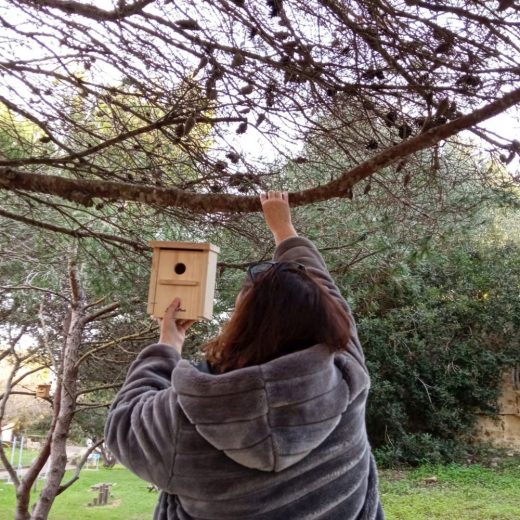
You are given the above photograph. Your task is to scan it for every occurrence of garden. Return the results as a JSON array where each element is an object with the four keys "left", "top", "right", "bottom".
[
  {"left": 2, "top": 458, "right": 520, "bottom": 520},
  {"left": 1, "top": 0, "right": 520, "bottom": 519}
]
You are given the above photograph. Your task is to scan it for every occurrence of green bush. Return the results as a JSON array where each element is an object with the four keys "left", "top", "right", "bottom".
[
  {"left": 26, "top": 415, "right": 53, "bottom": 437},
  {"left": 340, "top": 240, "right": 520, "bottom": 466}
]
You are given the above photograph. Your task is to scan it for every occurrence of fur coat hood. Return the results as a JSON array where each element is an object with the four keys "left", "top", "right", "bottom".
[{"left": 173, "top": 344, "right": 350, "bottom": 473}]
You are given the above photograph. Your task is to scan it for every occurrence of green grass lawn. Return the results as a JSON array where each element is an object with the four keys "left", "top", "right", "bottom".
[
  {"left": 0, "top": 466, "right": 158, "bottom": 520},
  {"left": 0, "top": 459, "right": 519, "bottom": 519},
  {"left": 380, "top": 459, "right": 520, "bottom": 520}
]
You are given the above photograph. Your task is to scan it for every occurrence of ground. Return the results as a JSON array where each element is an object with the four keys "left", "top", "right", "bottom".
[
  {"left": 0, "top": 458, "right": 519, "bottom": 519},
  {"left": 379, "top": 458, "right": 520, "bottom": 520}
]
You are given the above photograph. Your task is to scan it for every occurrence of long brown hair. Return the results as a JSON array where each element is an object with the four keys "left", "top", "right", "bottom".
[{"left": 204, "top": 264, "right": 352, "bottom": 373}]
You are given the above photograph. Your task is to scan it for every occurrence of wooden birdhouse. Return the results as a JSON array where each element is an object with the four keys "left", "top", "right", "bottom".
[
  {"left": 147, "top": 241, "right": 220, "bottom": 320},
  {"left": 36, "top": 384, "right": 51, "bottom": 399}
]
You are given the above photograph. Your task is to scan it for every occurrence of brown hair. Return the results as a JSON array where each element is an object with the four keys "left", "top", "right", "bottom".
[{"left": 204, "top": 265, "right": 352, "bottom": 373}]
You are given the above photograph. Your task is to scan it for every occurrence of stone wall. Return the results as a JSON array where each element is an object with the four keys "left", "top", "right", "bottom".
[{"left": 476, "top": 366, "right": 520, "bottom": 450}]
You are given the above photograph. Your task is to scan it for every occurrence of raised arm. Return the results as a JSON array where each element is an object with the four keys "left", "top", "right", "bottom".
[
  {"left": 260, "top": 191, "right": 343, "bottom": 305},
  {"left": 104, "top": 299, "right": 194, "bottom": 489},
  {"left": 104, "top": 344, "right": 180, "bottom": 489},
  {"left": 259, "top": 191, "right": 298, "bottom": 245},
  {"left": 260, "top": 191, "right": 365, "bottom": 366}
]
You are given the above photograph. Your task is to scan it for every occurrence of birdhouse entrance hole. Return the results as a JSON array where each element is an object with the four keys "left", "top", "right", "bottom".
[{"left": 174, "top": 262, "right": 186, "bottom": 275}]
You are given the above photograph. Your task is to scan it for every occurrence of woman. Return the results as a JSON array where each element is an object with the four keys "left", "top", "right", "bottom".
[{"left": 105, "top": 191, "right": 384, "bottom": 519}]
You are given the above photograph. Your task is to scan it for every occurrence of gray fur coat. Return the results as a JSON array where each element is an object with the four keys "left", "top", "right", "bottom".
[{"left": 105, "top": 236, "right": 384, "bottom": 519}]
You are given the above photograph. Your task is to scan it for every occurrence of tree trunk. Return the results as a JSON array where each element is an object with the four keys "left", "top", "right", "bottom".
[
  {"left": 29, "top": 260, "right": 87, "bottom": 520},
  {"left": 14, "top": 399, "right": 60, "bottom": 520},
  {"left": 5, "top": 258, "right": 120, "bottom": 519},
  {"left": 100, "top": 444, "right": 116, "bottom": 469},
  {"left": 30, "top": 316, "right": 83, "bottom": 519}
]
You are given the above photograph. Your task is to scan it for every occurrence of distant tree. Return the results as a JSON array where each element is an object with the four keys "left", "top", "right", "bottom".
[{"left": 0, "top": 224, "right": 156, "bottom": 520}]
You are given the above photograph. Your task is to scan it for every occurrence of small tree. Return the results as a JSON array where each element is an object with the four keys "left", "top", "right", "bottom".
[{"left": 0, "top": 222, "right": 155, "bottom": 518}]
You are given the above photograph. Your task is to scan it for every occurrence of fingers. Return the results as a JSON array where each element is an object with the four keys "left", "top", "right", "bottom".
[
  {"left": 163, "top": 301, "right": 195, "bottom": 330},
  {"left": 168, "top": 298, "right": 182, "bottom": 312},
  {"left": 259, "top": 190, "right": 289, "bottom": 203},
  {"left": 177, "top": 319, "right": 196, "bottom": 332},
  {"left": 162, "top": 297, "right": 182, "bottom": 320}
]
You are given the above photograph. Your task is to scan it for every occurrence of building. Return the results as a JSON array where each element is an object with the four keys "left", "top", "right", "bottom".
[{"left": 477, "top": 366, "right": 520, "bottom": 450}]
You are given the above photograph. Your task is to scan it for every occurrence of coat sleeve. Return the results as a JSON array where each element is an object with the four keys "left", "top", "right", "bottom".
[
  {"left": 104, "top": 343, "right": 181, "bottom": 489},
  {"left": 273, "top": 235, "right": 366, "bottom": 368}
]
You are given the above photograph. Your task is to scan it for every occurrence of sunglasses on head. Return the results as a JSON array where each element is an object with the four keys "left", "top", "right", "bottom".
[{"left": 246, "top": 261, "right": 306, "bottom": 283}]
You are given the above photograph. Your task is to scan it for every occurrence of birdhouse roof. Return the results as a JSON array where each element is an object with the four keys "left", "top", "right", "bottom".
[{"left": 148, "top": 241, "right": 220, "bottom": 253}]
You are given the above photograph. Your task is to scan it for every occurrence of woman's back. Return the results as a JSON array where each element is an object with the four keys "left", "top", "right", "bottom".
[
  {"left": 105, "top": 193, "right": 384, "bottom": 519},
  {"left": 160, "top": 343, "right": 377, "bottom": 519}
]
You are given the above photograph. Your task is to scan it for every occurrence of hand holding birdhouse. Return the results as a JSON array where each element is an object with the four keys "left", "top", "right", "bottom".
[{"left": 158, "top": 297, "right": 195, "bottom": 352}]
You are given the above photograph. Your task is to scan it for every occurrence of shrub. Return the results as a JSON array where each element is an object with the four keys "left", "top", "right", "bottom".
[{"left": 340, "top": 240, "right": 520, "bottom": 466}]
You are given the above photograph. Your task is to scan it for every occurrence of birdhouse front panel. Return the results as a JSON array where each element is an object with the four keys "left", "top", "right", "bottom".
[
  {"left": 156, "top": 249, "right": 203, "bottom": 319},
  {"left": 36, "top": 384, "right": 51, "bottom": 399},
  {"left": 147, "top": 242, "right": 219, "bottom": 320}
]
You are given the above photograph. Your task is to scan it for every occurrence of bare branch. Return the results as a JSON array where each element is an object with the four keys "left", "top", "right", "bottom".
[
  {"left": 0, "top": 357, "right": 22, "bottom": 487},
  {"left": 0, "top": 208, "right": 146, "bottom": 251},
  {"left": 74, "top": 324, "right": 156, "bottom": 368},
  {"left": 84, "top": 302, "right": 120, "bottom": 324},
  {"left": 55, "top": 438, "right": 104, "bottom": 496},
  {"left": 1, "top": 284, "right": 71, "bottom": 303},
  {"left": 76, "top": 383, "right": 123, "bottom": 396}
]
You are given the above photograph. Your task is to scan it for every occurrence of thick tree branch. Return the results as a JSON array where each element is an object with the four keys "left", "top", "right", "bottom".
[
  {"left": 23, "top": 0, "right": 155, "bottom": 21},
  {"left": 2, "top": 86, "right": 520, "bottom": 213}
]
